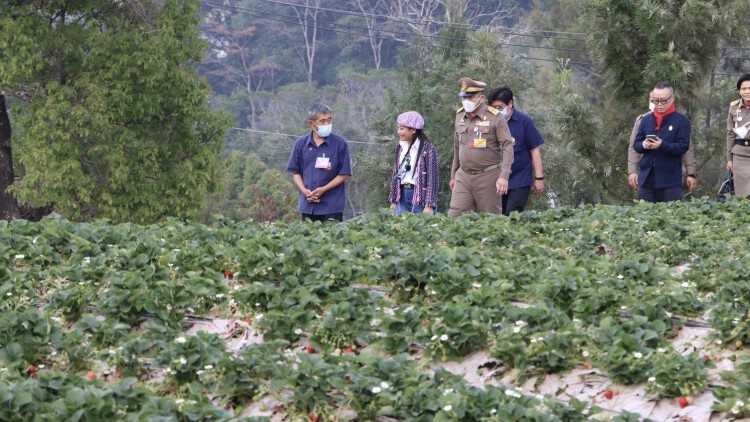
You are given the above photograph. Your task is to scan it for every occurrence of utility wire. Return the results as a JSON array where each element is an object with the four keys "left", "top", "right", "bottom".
[
  {"left": 203, "top": 0, "right": 587, "bottom": 43},
  {"left": 201, "top": 2, "right": 595, "bottom": 67},
  {"left": 230, "top": 127, "right": 390, "bottom": 145},
  {"left": 254, "top": 0, "right": 588, "bottom": 38},
  {"left": 202, "top": 1, "right": 590, "bottom": 53}
]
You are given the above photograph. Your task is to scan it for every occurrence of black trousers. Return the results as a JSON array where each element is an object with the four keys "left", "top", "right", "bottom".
[
  {"left": 301, "top": 212, "right": 344, "bottom": 222},
  {"left": 501, "top": 187, "right": 532, "bottom": 216}
]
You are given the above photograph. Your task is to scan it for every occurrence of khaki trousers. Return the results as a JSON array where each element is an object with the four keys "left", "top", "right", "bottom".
[
  {"left": 734, "top": 154, "right": 750, "bottom": 196},
  {"left": 448, "top": 168, "right": 502, "bottom": 217}
]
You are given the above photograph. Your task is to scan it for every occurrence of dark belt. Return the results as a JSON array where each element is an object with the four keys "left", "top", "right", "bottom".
[
  {"left": 462, "top": 163, "right": 501, "bottom": 175},
  {"left": 401, "top": 183, "right": 414, "bottom": 189},
  {"left": 735, "top": 139, "right": 750, "bottom": 147}
]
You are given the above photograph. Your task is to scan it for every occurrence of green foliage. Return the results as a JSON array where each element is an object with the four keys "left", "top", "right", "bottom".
[
  {"left": 584, "top": 0, "right": 740, "bottom": 109},
  {"left": 0, "top": 0, "right": 230, "bottom": 223},
  {"left": 200, "top": 152, "right": 298, "bottom": 223}
]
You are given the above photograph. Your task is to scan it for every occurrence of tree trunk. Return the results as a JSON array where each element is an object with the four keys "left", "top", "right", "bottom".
[{"left": 0, "top": 95, "right": 20, "bottom": 221}]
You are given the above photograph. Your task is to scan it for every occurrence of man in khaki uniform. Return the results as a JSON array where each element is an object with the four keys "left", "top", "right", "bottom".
[
  {"left": 448, "top": 77, "right": 514, "bottom": 217},
  {"left": 727, "top": 73, "right": 750, "bottom": 196},
  {"left": 628, "top": 90, "right": 697, "bottom": 192}
]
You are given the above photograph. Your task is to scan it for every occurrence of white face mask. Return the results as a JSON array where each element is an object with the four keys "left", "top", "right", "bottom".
[
  {"left": 648, "top": 102, "right": 655, "bottom": 112},
  {"left": 315, "top": 124, "right": 332, "bottom": 138},
  {"left": 462, "top": 98, "right": 478, "bottom": 113}
]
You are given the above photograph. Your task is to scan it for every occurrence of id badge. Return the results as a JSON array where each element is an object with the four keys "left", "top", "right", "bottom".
[
  {"left": 471, "top": 138, "right": 487, "bottom": 148},
  {"left": 315, "top": 156, "right": 330, "bottom": 169}
]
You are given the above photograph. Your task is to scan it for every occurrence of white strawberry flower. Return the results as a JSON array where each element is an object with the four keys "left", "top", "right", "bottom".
[
  {"left": 633, "top": 352, "right": 643, "bottom": 359},
  {"left": 175, "top": 337, "right": 187, "bottom": 344},
  {"left": 443, "top": 405, "right": 452, "bottom": 412},
  {"left": 440, "top": 334, "right": 449, "bottom": 341},
  {"left": 372, "top": 386, "right": 382, "bottom": 394}
]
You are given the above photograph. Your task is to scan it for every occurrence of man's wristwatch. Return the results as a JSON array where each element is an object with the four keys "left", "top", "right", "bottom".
[{"left": 535, "top": 176, "right": 544, "bottom": 180}]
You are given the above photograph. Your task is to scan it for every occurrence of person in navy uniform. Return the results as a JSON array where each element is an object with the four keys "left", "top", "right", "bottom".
[
  {"left": 488, "top": 85, "right": 545, "bottom": 215},
  {"left": 632, "top": 82, "right": 691, "bottom": 202},
  {"left": 286, "top": 103, "right": 352, "bottom": 222}
]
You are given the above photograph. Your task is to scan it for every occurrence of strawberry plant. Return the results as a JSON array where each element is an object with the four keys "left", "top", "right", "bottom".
[
  {"left": 0, "top": 307, "right": 63, "bottom": 371},
  {"left": 418, "top": 298, "right": 493, "bottom": 361},
  {"left": 156, "top": 331, "right": 228, "bottom": 386},
  {"left": 378, "top": 304, "right": 426, "bottom": 354},
  {"left": 309, "top": 288, "right": 382, "bottom": 351},
  {"left": 645, "top": 351, "right": 712, "bottom": 398},
  {"left": 713, "top": 355, "right": 750, "bottom": 417},
  {"left": 215, "top": 340, "right": 289, "bottom": 408}
]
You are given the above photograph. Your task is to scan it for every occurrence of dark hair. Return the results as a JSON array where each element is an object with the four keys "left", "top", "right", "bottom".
[
  {"left": 488, "top": 85, "right": 514, "bottom": 105},
  {"left": 413, "top": 129, "right": 430, "bottom": 144},
  {"left": 653, "top": 81, "right": 673, "bottom": 92},
  {"left": 737, "top": 74, "right": 750, "bottom": 90}
]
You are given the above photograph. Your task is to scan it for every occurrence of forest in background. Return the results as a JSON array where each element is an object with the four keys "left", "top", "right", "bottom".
[{"left": 2, "top": 0, "right": 749, "bottom": 224}]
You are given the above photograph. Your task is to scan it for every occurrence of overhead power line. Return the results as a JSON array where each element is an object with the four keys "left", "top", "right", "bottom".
[
  {"left": 230, "top": 127, "right": 389, "bottom": 145},
  {"left": 201, "top": 1, "right": 593, "bottom": 60},
  {"left": 254, "top": 0, "right": 588, "bottom": 38}
]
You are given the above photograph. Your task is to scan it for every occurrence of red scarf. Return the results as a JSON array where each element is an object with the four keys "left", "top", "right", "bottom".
[{"left": 653, "top": 103, "right": 675, "bottom": 131}]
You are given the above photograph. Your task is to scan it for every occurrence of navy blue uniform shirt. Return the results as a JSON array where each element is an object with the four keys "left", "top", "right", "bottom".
[
  {"left": 506, "top": 109, "right": 544, "bottom": 189},
  {"left": 286, "top": 132, "right": 352, "bottom": 215}
]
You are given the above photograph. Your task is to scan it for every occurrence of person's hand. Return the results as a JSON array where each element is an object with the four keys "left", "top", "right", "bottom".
[
  {"left": 389, "top": 202, "right": 396, "bottom": 211},
  {"left": 645, "top": 136, "right": 662, "bottom": 149},
  {"left": 496, "top": 177, "right": 508, "bottom": 195},
  {"left": 449, "top": 179, "right": 455, "bottom": 190},
  {"left": 686, "top": 176, "right": 697, "bottom": 192},
  {"left": 308, "top": 187, "right": 325, "bottom": 202},
  {"left": 728, "top": 160, "right": 734, "bottom": 171},
  {"left": 628, "top": 173, "right": 638, "bottom": 190},
  {"left": 424, "top": 206, "right": 434, "bottom": 214},
  {"left": 533, "top": 179, "right": 544, "bottom": 196}
]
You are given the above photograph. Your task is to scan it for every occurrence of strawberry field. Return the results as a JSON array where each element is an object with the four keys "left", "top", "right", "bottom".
[{"left": 2, "top": 198, "right": 750, "bottom": 421}]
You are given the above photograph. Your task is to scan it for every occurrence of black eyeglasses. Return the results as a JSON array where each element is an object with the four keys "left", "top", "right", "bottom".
[{"left": 651, "top": 95, "right": 673, "bottom": 105}]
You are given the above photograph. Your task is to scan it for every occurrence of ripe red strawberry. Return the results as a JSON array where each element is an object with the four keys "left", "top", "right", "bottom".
[
  {"left": 308, "top": 412, "right": 320, "bottom": 421},
  {"left": 86, "top": 371, "right": 96, "bottom": 380},
  {"left": 223, "top": 270, "right": 234, "bottom": 278},
  {"left": 27, "top": 365, "right": 37, "bottom": 375},
  {"left": 604, "top": 389, "right": 614, "bottom": 400},
  {"left": 345, "top": 346, "right": 354, "bottom": 354},
  {"left": 345, "top": 377, "right": 353, "bottom": 385},
  {"left": 678, "top": 396, "right": 693, "bottom": 408},
  {"left": 306, "top": 345, "right": 316, "bottom": 354},
  {"left": 244, "top": 317, "right": 252, "bottom": 323}
]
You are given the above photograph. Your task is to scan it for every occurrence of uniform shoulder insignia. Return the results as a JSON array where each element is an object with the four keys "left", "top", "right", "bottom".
[
  {"left": 486, "top": 106, "right": 499, "bottom": 116},
  {"left": 731, "top": 99, "right": 741, "bottom": 106},
  {"left": 456, "top": 107, "right": 464, "bottom": 113}
]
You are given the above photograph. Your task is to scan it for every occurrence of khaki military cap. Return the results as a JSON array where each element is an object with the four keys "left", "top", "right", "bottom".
[{"left": 458, "top": 77, "right": 487, "bottom": 97}]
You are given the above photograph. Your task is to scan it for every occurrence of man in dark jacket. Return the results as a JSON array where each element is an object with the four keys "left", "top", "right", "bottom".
[{"left": 632, "top": 82, "right": 691, "bottom": 202}]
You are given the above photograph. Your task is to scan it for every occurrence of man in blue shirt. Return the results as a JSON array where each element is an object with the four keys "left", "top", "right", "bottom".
[
  {"left": 286, "top": 103, "right": 352, "bottom": 222},
  {"left": 488, "top": 86, "right": 545, "bottom": 215}
]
